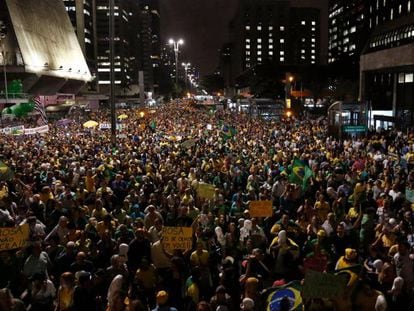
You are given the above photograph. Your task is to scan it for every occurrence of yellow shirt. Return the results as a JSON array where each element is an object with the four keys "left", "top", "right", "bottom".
[
  {"left": 136, "top": 265, "right": 157, "bottom": 289},
  {"left": 315, "top": 201, "right": 330, "bottom": 221},
  {"left": 190, "top": 250, "right": 209, "bottom": 267},
  {"left": 85, "top": 176, "right": 96, "bottom": 193},
  {"left": 58, "top": 287, "right": 74, "bottom": 311}
]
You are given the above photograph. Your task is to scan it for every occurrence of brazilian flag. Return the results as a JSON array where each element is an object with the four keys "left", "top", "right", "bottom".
[
  {"left": 334, "top": 264, "right": 362, "bottom": 287},
  {"left": 264, "top": 281, "right": 303, "bottom": 311},
  {"left": 289, "top": 159, "right": 313, "bottom": 190},
  {"left": 221, "top": 124, "right": 237, "bottom": 141},
  {"left": 0, "top": 161, "right": 14, "bottom": 181},
  {"left": 149, "top": 120, "right": 156, "bottom": 131}
]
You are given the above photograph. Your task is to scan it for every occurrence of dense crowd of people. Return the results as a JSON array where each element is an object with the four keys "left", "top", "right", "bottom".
[{"left": 1, "top": 102, "right": 414, "bottom": 311}]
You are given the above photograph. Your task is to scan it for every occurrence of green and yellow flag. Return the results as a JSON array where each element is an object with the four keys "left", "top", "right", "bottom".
[
  {"left": 265, "top": 281, "right": 303, "bottom": 311},
  {"left": 289, "top": 159, "right": 313, "bottom": 190},
  {"left": 0, "top": 161, "right": 14, "bottom": 181}
]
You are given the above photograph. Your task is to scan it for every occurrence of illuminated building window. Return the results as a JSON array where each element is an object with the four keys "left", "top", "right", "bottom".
[
  {"left": 257, "top": 25, "right": 262, "bottom": 31},
  {"left": 246, "top": 25, "right": 250, "bottom": 30}
]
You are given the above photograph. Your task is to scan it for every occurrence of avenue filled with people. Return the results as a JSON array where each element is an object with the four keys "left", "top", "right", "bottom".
[{"left": 1, "top": 102, "right": 414, "bottom": 311}]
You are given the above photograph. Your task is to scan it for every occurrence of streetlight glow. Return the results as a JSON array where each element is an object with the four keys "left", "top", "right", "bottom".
[{"left": 168, "top": 39, "right": 174, "bottom": 45}]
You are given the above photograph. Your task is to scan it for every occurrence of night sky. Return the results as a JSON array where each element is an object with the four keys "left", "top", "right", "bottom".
[{"left": 160, "top": 0, "right": 239, "bottom": 76}]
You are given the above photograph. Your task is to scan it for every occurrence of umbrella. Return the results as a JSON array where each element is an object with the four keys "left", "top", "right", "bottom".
[
  {"left": 83, "top": 120, "right": 99, "bottom": 128},
  {"left": 118, "top": 114, "right": 128, "bottom": 120}
]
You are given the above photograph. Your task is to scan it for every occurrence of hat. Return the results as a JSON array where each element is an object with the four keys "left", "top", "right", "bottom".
[
  {"left": 273, "top": 279, "right": 286, "bottom": 287},
  {"left": 317, "top": 229, "right": 326, "bottom": 238},
  {"left": 241, "top": 298, "right": 255, "bottom": 310},
  {"left": 156, "top": 290, "right": 168, "bottom": 305},
  {"left": 223, "top": 256, "right": 235, "bottom": 265},
  {"left": 345, "top": 248, "right": 357, "bottom": 261}
]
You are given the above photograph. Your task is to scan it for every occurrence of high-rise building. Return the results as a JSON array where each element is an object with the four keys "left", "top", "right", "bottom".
[
  {"left": 226, "top": 0, "right": 328, "bottom": 86},
  {"left": 95, "top": 0, "right": 139, "bottom": 94},
  {"left": 328, "top": 0, "right": 414, "bottom": 124},
  {"left": 328, "top": 1, "right": 366, "bottom": 65},
  {"left": 139, "top": 0, "right": 161, "bottom": 93},
  {"left": 328, "top": 0, "right": 412, "bottom": 65},
  {"left": 63, "top": 0, "right": 98, "bottom": 90}
]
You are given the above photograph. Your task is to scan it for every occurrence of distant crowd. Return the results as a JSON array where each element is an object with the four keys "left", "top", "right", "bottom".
[{"left": 1, "top": 102, "right": 414, "bottom": 311}]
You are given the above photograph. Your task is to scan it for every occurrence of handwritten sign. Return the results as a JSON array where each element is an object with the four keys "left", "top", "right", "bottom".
[
  {"left": 249, "top": 200, "right": 273, "bottom": 217},
  {"left": 182, "top": 139, "right": 197, "bottom": 149},
  {"left": 197, "top": 183, "right": 216, "bottom": 200},
  {"left": 162, "top": 226, "right": 193, "bottom": 252},
  {"left": 0, "top": 224, "right": 29, "bottom": 251},
  {"left": 302, "top": 270, "right": 347, "bottom": 299}
]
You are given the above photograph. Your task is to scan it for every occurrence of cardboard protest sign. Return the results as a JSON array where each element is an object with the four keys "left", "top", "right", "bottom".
[
  {"left": 162, "top": 226, "right": 193, "bottom": 252},
  {"left": 197, "top": 183, "right": 216, "bottom": 199},
  {"left": 0, "top": 224, "right": 29, "bottom": 251},
  {"left": 182, "top": 139, "right": 197, "bottom": 149},
  {"left": 302, "top": 270, "right": 347, "bottom": 299},
  {"left": 249, "top": 200, "right": 273, "bottom": 217}
]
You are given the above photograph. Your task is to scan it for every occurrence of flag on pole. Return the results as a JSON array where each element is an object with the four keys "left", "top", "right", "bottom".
[
  {"left": 289, "top": 159, "right": 313, "bottom": 190},
  {"left": 33, "top": 96, "right": 48, "bottom": 125}
]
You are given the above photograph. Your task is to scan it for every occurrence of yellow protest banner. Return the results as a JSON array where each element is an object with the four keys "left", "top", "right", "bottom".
[
  {"left": 197, "top": 183, "right": 216, "bottom": 199},
  {"left": 249, "top": 200, "right": 273, "bottom": 217},
  {"left": 0, "top": 224, "right": 29, "bottom": 251},
  {"left": 162, "top": 226, "right": 193, "bottom": 252}
]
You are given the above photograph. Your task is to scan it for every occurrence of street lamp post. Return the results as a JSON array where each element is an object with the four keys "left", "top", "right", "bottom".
[
  {"left": 109, "top": 0, "right": 116, "bottom": 145},
  {"left": 182, "top": 62, "right": 191, "bottom": 91},
  {"left": 168, "top": 38, "right": 184, "bottom": 85}
]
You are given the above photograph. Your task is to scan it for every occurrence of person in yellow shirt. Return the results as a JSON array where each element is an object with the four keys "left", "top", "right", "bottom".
[
  {"left": 190, "top": 242, "right": 209, "bottom": 267},
  {"left": 84, "top": 169, "right": 96, "bottom": 193},
  {"left": 314, "top": 194, "right": 330, "bottom": 222},
  {"left": 56, "top": 272, "right": 75, "bottom": 311},
  {"left": 39, "top": 186, "right": 54, "bottom": 204}
]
